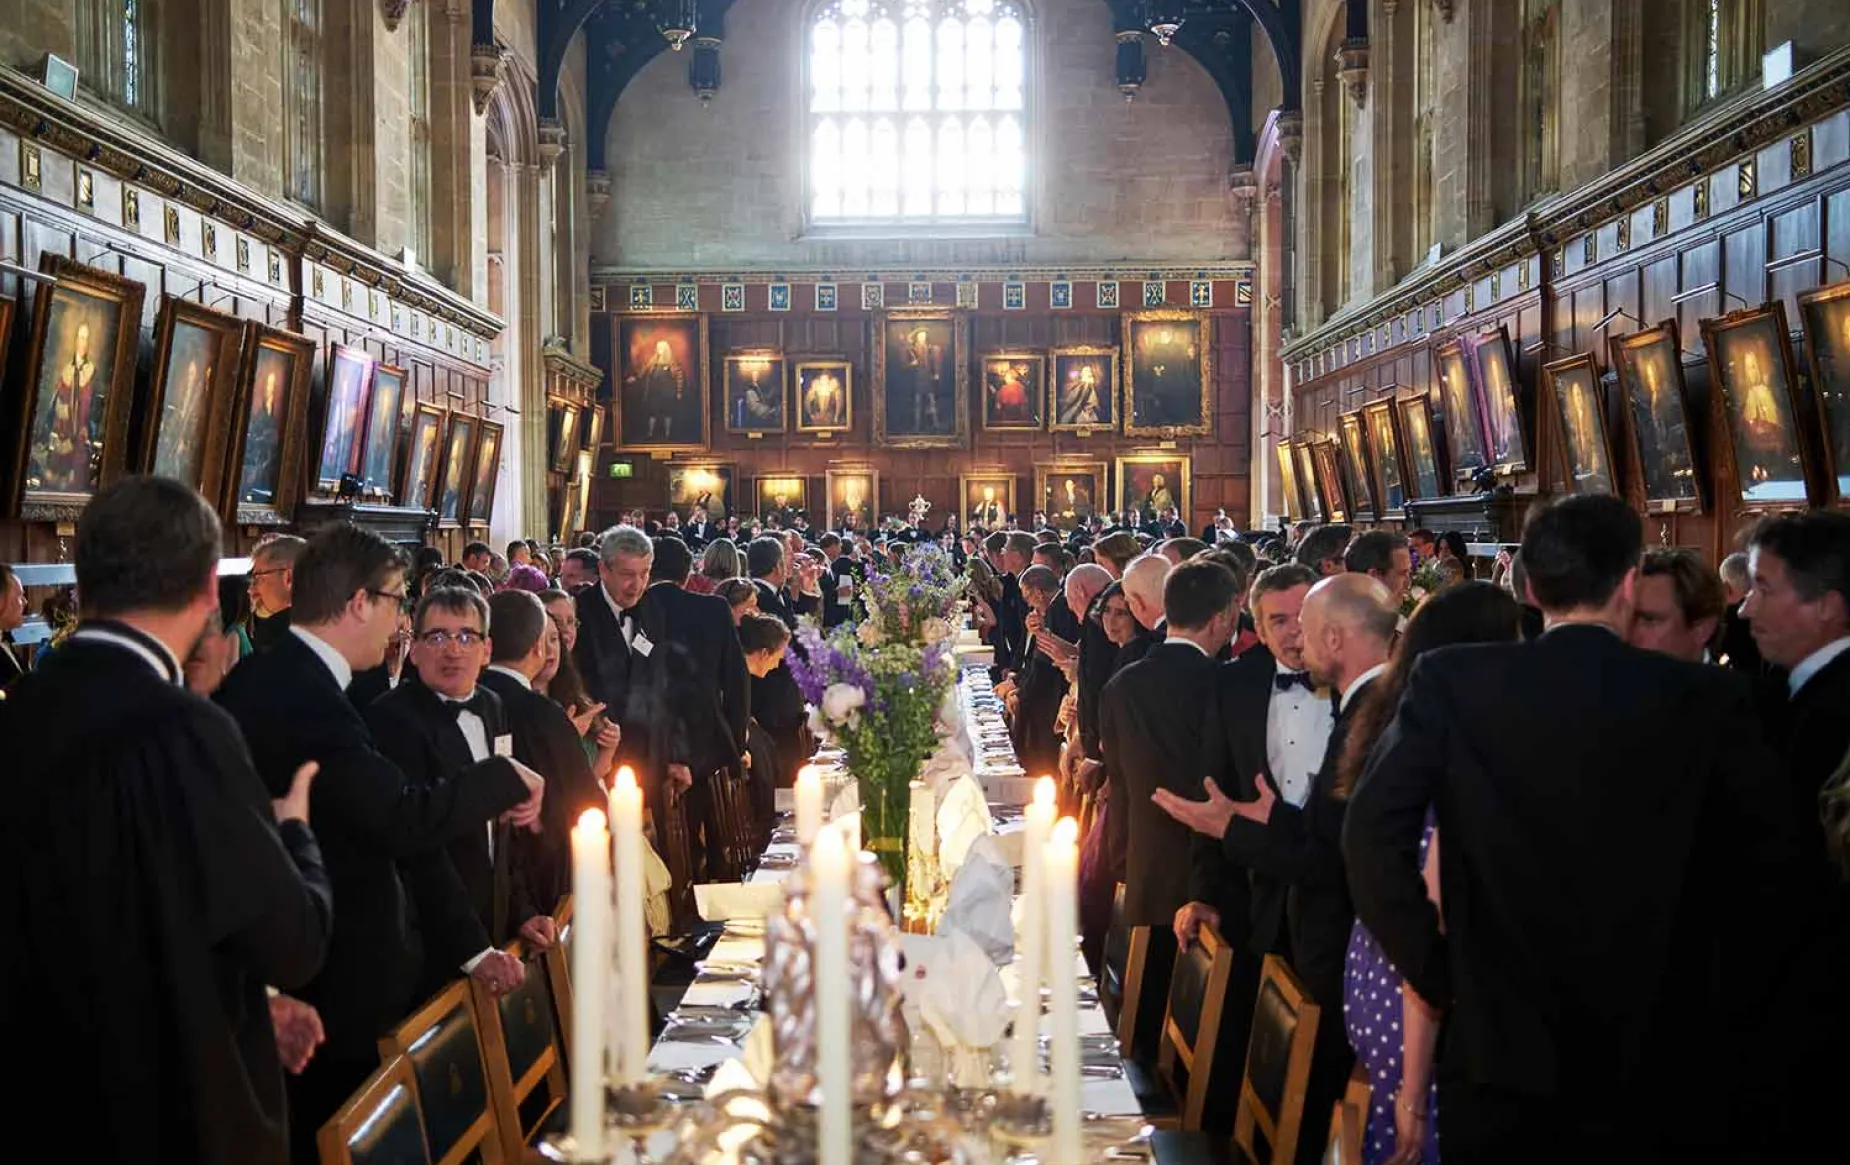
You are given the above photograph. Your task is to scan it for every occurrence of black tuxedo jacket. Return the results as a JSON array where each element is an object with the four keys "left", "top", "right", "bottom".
[
  {"left": 364, "top": 681, "right": 526, "bottom": 955},
  {"left": 1076, "top": 589, "right": 1119, "bottom": 761},
  {"left": 683, "top": 520, "right": 712, "bottom": 548},
  {"left": 1776, "top": 649, "right": 1850, "bottom": 884},
  {"left": 754, "top": 578, "right": 799, "bottom": 631},
  {"left": 1343, "top": 625, "right": 1801, "bottom": 1110},
  {"left": 638, "top": 580, "right": 750, "bottom": 779},
  {"left": 572, "top": 583, "right": 654, "bottom": 773},
  {"left": 1189, "top": 645, "right": 1289, "bottom": 955},
  {"left": 1012, "top": 596, "right": 1075, "bottom": 776},
  {"left": 0, "top": 634, "right": 24, "bottom": 691},
  {"left": 991, "top": 572, "right": 1028, "bottom": 671},
  {"left": 1099, "top": 641, "right": 1225, "bottom": 927},
  {"left": 216, "top": 634, "right": 527, "bottom": 1056}
]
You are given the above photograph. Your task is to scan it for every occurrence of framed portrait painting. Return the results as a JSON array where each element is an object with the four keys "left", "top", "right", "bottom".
[
  {"left": 824, "top": 466, "right": 878, "bottom": 532},
  {"left": 434, "top": 412, "right": 477, "bottom": 527},
  {"left": 1395, "top": 395, "right": 1446, "bottom": 501},
  {"left": 755, "top": 473, "right": 810, "bottom": 523},
  {"left": 1465, "top": 327, "right": 1529, "bottom": 473},
  {"left": 615, "top": 314, "right": 709, "bottom": 453},
  {"left": 314, "top": 345, "right": 377, "bottom": 492},
  {"left": 961, "top": 472, "right": 1017, "bottom": 528},
  {"left": 1034, "top": 461, "right": 1107, "bottom": 531},
  {"left": 1275, "top": 440, "right": 1304, "bottom": 522},
  {"left": 1362, "top": 400, "right": 1408, "bottom": 517},
  {"left": 874, "top": 310, "right": 968, "bottom": 447},
  {"left": 1609, "top": 323, "right": 1705, "bottom": 512},
  {"left": 1543, "top": 354, "right": 1616, "bottom": 495},
  {"left": 1123, "top": 310, "right": 1212, "bottom": 437},
  {"left": 1797, "top": 279, "right": 1850, "bottom": 500},
  {"left": 1116, "top": 454, "right": 1191, "bottom": 524},
  {"left": 357, "top": 361, "right": 407, "bottom": 500},
  {"left": 1337, "top": 408, "right": 1376, "bottom": 519},
  {"left": 1048, "top": 346, "right": 1118, "bottom": 433},
  {"left": 585, "top": 397, "right": 606, "bottom": 453},
  {"left": 668, "top": 463, "right": 735, "bottom": 521},
  {"left": 227, "top": 322, "right": 314, "bottom": 526},
  {"left": 466, "top": 420, "right": 503, "bottom": 526},
  {"left": 399, "top": 402, "right": 446, "bottom": 511},
  {"left": 1701, "top": 303, "right": 1814, "bottom": 509},
  {"left": 980, "top": 352, "right": 1045, "bottom": 431},
  {"left": 1292, "top": 439, "right": 1325, "bottom": 522},
  {"left": 144, "top": 297, "right": 246, "bottom": 501},
  {"left": 795, "top": 359, "right": 852, "bottom": 435},
  {"left": 723, "top": 350, "right": 787, "bottom": 435},
  {"left": 1433, "top": 338, "right": 1489, "bottom": 481},
  {"left": 548, "top": 397, "right": 583, "bottom": 473},
  {"left": 1311, "top": 437, "right": 1349, "bottom": 523},
  {"left": 11, "top": 255, "right": 146, "bottom": 520}
]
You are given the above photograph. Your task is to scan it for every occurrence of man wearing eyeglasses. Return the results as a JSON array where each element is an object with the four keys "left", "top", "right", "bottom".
[
  {"left": 245, "top": 534, "right": 305, "bottom": 652},
  {"left": 216, "top": 524, "right": 546, "bottom": 1162}
]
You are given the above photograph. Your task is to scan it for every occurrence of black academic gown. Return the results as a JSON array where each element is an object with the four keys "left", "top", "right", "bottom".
[
  {"left": 1, "top": 624, "right": 332, "bottom": 1165},
  {"left": 247, "top": 606, "right": 293, "bottom": 653},
  {"left": 1012, "top": 596, "right": 1075, "bottom": 778},
  {"left": 481, "top": 667, "right": 607, "bottom": 917}
]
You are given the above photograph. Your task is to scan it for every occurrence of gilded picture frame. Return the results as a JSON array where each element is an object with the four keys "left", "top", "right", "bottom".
[
  {"left": 873, "top": 309, "right": 969, "bottom": 448},
  {"left": 615, "top": 313, "right": 710, "bottom": 454},
  {"left": 142, "top": 296, "right": 247, "bottom": 504},
  {"left": 1292, "top": 439, "right": 1326, "bottom": 522},
  {"left": 794, "top": 358, "right": 853, "bottom": 435},
  {"left": 1123, "top": 309, "right": 1213, "bottom": 438},
  {"left": 466, "top": 419, "right": 504, "bottom": 527},
  {"left": 754, "top": 473, "right": 810, "bottom": 522},
  {"left": 1394, "top": 394, "right": 1447, "bottom": 501},
  {"left": 226, "top": 321, "right": 315, "bottom": 527},
  {"left": 1362, "top": 400, "right": 1409, "bottom": 518},
  {"left": 1274, "top": 439, "right": 1304, "bottom": 522},
  {"left": 669, "top": 463, "right": 735, "bottom": 522},
  {"left": 1337, "top": 408, "right": 1376, "bottom": 520},
  {"left": 314, "top": 344, "right": 377, "bottom": 493},
  {"left": 399, "top": 401, "right": 447, "bottom": 512},
  {"left": 1464, "top": 326, "right": 1529, "bottom": 474},
  {"left": 356, "top": 361, "right": 408, "bottom": 501},
  {"left": 1542, "top": 353, "right": 1617, "bottom": 496},
  {"left": 1608, "top": 321, "right": 1705, "bottom": 513},
  {"left": 1700, "top": 301, "right": 1816, "bottom": 511},
  {"left": 1796, "top": 279, "right": 1850, "bottom": 502},
  {"left": 434, "top": 411, "right": 478, "bottom": 528},
  {"left": 722, "top": 350, "right": 789, "bottom": 435},
  {"left": 1310, "top": 436, "right": 1349, "bottom": 523},
  {"left": 1115, "top": 453, "right": 1192, "bottom": 525},
  {"left": 824, "top": 466, "right": 879, "bottom": 532},
  {"left": 960, "top": 472, "right": 1018, "bottom": 528},
  {"left": 10, "top": 255, "right": 147, "bottom": 521},
  {"left": 1034, "top": 460, "right": 1108, "bottom": 531},
  {"left": 1433, "top": 337, "right": 1489, "bottom": 482},
  {"left": 548, "top": 396, "right": 584, "bottom": 473},
  {"left": 1048, "top": 345, "right": 1120, "bottom": 433},
  {"left": 979, "top": 351, "right": 1046, "bottom": 431}
]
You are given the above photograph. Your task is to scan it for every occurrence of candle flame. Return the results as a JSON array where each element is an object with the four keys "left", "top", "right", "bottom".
[
  {"left": 576, "top": 807, "right": 608, "bottom": 834},
  {"left": 1052, "top": 816, "right": 1079, "bottom": 846},
  {"left": 616, "top": 765, "right": 638, "bottom": 792},
  {"left": 1033, "top": 775, "right": 1056, "bottom": 808},
  {"left": 797, "top": 764, "right": 819, "bottom": 788}
]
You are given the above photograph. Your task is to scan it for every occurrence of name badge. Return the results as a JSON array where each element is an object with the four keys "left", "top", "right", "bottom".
[
  {"left": 632, "top": 632, "right": 654, "bottom": 657},
  {"left": 493, "top": 734, "right": 514, "bottom": 758}
]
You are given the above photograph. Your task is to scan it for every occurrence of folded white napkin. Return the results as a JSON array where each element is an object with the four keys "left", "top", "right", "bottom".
[
  {"left": 937, "top": 835, "right": 1016, "bottom": 965},
  {"left": 935, "top": 773, "right": 992, "bottom": 880},
  {"left": 915, "top": 929, "right": 1011, "bottom": 1088},
  {"left": 693, "top": 881, "right": 785, "bottom": 922}
]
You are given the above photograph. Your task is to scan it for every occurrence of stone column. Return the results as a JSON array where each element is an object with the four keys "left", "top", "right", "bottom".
[
  {"left": 428, "top": 0, "right": 480, "bottom": 296},
  {"left": 515, "top": 161, "right": 550, "bottom": 540}
]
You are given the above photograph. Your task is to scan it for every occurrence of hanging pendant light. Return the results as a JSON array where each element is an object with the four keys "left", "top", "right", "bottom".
[
  {"left": 1145, "top": 0, "right": 1184, "bottom": 47},
  {"left": 659, "top": 0, "right": 698, "bottom": 50}
]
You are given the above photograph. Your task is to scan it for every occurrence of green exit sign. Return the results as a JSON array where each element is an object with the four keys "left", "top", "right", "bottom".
[{"left": 608, "top": 461, "right": 634, "bottom": 479}]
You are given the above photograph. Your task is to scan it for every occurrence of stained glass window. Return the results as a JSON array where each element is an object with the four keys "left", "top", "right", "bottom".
[{"left": 808, "top": 0, "right": 1028, "bottom": 226}]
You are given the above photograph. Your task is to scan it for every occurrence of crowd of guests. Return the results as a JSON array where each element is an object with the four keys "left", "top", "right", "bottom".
[{"left": 5, "top": 477, "right": 1848, "bottom": 1165}]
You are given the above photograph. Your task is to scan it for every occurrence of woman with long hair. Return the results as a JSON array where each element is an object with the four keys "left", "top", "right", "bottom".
[{"left": 1335, "top": 581, "right": 1521, "bottom": 1164}]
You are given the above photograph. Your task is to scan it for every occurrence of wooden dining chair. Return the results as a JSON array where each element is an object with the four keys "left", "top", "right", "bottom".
[
  {"left": 1155, "top": 921, "right": 1236, "bottom": 1131},
  {"left": 472, "top": 940, "right": 570, "bottom": 1158},
  {"left": 1105, "top": 884, "right": 1177, "bottom": 1065},
  {"left": 1322, "top": 1067, "right": 1372, "bottom": 1164},
  {"left": 545, "top": 896, "right": 575, "bottom": 1066},
  {"left": 656, "top": 793, "right": 697, "bottom": 930},
  {"left": 1232, "top": 955, "right": 1323, "bottom": 1165},
  {"left": 317, "top": 1056, "right": 431, "bottom": 1165},
  {"left": 377, "top": 981, "right": 506, "bottom": 1165}
]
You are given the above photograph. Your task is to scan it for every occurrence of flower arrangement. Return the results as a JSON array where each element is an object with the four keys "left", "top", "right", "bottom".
[
  {"left": 855, "top": 542, "right": 965, "bottom": 649},
  {"left": 1402, "top": 558, "right": 1450, "bottom": 616}
]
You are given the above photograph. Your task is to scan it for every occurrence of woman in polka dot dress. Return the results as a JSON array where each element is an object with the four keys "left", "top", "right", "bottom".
[{"left": 1331, "top": 582, "right": 1525, "bottom": 1164}]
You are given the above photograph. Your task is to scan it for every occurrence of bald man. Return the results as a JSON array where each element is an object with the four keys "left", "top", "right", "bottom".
[
  {"left": 1064, "top": 562, "right": 1111, "bottom": 622},
  {"left": 1114, "top": 553, "right": 1172, "bottom": 671},
  {"left": 1155, "top": 573, "right": 1395, "bottom": 1160}
]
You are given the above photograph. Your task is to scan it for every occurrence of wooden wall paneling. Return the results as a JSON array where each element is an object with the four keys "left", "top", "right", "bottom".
[
  {"left": 1723, "top": 223, "right": 1769, "bottom": 309},
  {"left": 1679, "top": 239, "right": 1722, "bottom": 347},
  {"left": 1769, "top": 201, "right": 1823, "bottom": 321}
]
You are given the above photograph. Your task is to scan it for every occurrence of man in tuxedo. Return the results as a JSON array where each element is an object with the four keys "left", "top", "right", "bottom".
[
  {"left": 573, "top": 524, "right": 657, "bottom": 745},
  {"left": 1627, "top": 547, "right": 1723, "bottom": 664},
  {"left": 1114, "top": 553, "right": 1171, "bottom": 671},
  {"left": 748, "top": 535, "right": 800, "bottom": 629},
  {"left": 1717, "top": 550, "right": 1762, "bottom": 671},
  {"left": 1742, "top": 510, "right": 1850, "bottom": 1144},
  {"left": 365, "top": 586, "right": 544, "bottom": 988},
  {"left": 1344, "top": 530, "right": 1412, "bottom": 606},
  {"left": 1009, "top": 565, "right": 1070, "bottom": 777},
  {"left": 484, "top": 590, "right": 614, "bottom": 924},
  {"left": 1177, "top": 563, "right": 1330, "bottom": 957},
  {"left": 559, "top": 547, "right": 600, "bottom": 592},
  {"left": 818, "top": 532, "right": 854, "bottom": 628},
  {"left": 461, "top": 540, "right": 493, "bottom": 574},
  {"left": 245, "top": 534, "right": 305, "bottom": 652},
  {"left": 1156, "top": 573, "right": 1394, "bottom": 1161},
  {"left": 1100, "top": 559, "right": 1242, "bottom": 928},
  {"left": 1294, "top": 524, "right": 1352, "bottom": 578},
  {"left": 644, "top": 535, "right": 752, "bottom": 878},
  {"left": 1344, "top": 495, "right": 1800, "bottom": 1163},
  {"left": 1, "top": 477, "right": 331, "bottom": 1165},
  {"left": 0, "top": 562, "right": 26, "bottom": 690},
  {"left": 683, "top": 504, "right": 714, "bottom": 549},
  {"left": 217, "top": 524, "right": 544, "bottom": 1160}
]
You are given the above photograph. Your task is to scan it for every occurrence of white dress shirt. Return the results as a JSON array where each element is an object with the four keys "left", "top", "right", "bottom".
[
  {"left": 289, "top": 626, "right": 353, "bottom": 691},
  {"left": 1339, "top": 662, "right": 1389, "bottom": 714},
  {"left": 1266, "top": 669, "right": 1334, "bottom": 808},
  {"left": 1789, "top": 636, "right": 1850, "bottom": 698},
  {"left": 437, "top": 687, "right": 498, "bottom": 974},
  {"left": 601, "top": 582, "right": 638, "bottom": 647}
]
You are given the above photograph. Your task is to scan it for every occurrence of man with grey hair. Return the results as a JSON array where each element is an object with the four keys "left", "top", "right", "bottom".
[
  {"left": 1295, "top": 523, "right": 1353, "bottom": 578},
  {"left": 1717, "top": 550, "right": 1761, "bottom": 671},
  {"left": 1114, "top": 553, "right": 1172, "bottom": 671},
  {"left": 247, "top": 534, "right": 308, "bottom": 652},
  {"left": 572, "top": 525, "right": 655, "bottom": 741}
]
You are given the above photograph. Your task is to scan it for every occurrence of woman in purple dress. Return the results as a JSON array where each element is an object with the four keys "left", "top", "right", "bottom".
[{"left": 1333, "top": 582, "right": 1523, "bottom": 1163}]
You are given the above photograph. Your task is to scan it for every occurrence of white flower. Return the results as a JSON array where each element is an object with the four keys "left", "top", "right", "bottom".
[
  {"left": 807, "top": 705, "right": 833, "bottom": 742},
  {"left": 821, "top": 682, "right": 867, "bottom": 725},
  {"left": 856, "top": 620, "right": 885, "bottom": 647},
  {"left": 921, "top": 616, "right": 953, "bottom": 645},
  {"left": 1410, "top": 586, "right": 1428, "bottom": 603}
]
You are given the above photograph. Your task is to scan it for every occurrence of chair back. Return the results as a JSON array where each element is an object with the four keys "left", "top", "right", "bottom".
[
  {"left": 317, "top": 1055, "right": 431, "bottom": 1165},
  {"left": 1100, "top": 883, "right": 1130, "bottom": 1029},
  {"left": 1104, "top": 883, "right": 1176, "bottom": 1064},
  {"left": 545, "top": 896, "right": 576, "bottom": 1066},
  {"left": 656, "top": 791, "right": 697, "bottom": 929},
  {"left": 1154, "top": 921, "right": 1235, "bottom": 1130},
  {"left": 706, "top": 769, "right": 752, "bottom": 881},
  {"left": 473, "top": 940, "right": 570, "bottom": 1158},
  {"left": 1321, "top": 1068, "right": 1372, "bottom": 1165},
  {"left": 1233, "top": 955, "right": 1322, "bottom": 1165},
  {"left": 377, "top": 981, "right": 505, "bottom": 1165}
]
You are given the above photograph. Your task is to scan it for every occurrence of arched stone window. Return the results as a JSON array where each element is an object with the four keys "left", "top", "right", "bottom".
[
  {"left": 77, "top": 0, "right": 158, "bottom": 122},
  {"left": 806, "top": 0, "right": 1029, "bottom": 227}
]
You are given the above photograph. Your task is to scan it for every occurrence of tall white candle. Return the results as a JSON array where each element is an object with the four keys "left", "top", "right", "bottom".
[
  {"left": 1009, "top": 775, "right": 1057, "bottom": 1092},
  {"left": 811, "top": 823, "right": 853, "bottom": 1165},
  {"left": 610, "top": 766, "right": 651, "bottom": 1085},
  {"left": 1045, "top": 816, "right": 1082, "bottom": 1164},
  {"left": 795, "top": 764, "right": 823, "bottom": 847},
  {"left": 568, "top": 808, "right": 612, "bottom": 1156}
]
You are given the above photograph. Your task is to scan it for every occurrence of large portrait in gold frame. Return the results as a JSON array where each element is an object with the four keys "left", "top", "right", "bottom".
[
  {"left": 466, "top": 420, "right": 504, "bottom": 526},
  {"left": 314, "top": 344, "right": 377, "bottom": 493},
  {"left": 1310, "top": 436, "right": 1349, "bottom": 523},
  {"left": 399, "top": 401, "right": 447, "bottom": 512},
  {"left": 615, "top": 313, "right": 709, "bottom": 453},
  {"left": 226, "top": 321, "right": 315, "bottom": 526},
  {"left": 1700, "top": 302, "right": 1815, "bottom": 510},
  {"left": 1608, "top": 322, "right": 1704, "bottom": 513},
  {"left": 1542, "top": 353, "right": 1616, "bottom": 496},
  {"left": 1337, "top": 408, "right": 1376, "bottom": 520},
  {"left": 1796, "top": 279, "right": 1850, "bottom": 501},
  {"left": 1394, "top": 394, "right": 1446, "bottom": 501},
  {"left": 1291, "top": 439, "right": 1325, "bottom": 521},
  {"left": 1362, "top": 400, "right": 1408, "bottom": 518},
  {"left": 143, "top": 296, "right": 246, "bottom": 504},
  {"left": 357, "top": 361, "right": 408, "bottom": 500},
  {"left": 873, "top": 309, "right": 968, "bottom": 448},
  {"left": 1275, "top": 440, "right": 1304, "bottom": 522},
  {"left": 723, "top": 350, "right": 788, "bottom": 435},
  {"left": 1034, "top": 460, "right": 1107, "bottom": 531},
  {"left": 1433, "top": 337, "right": 1489, "bottom": 481},
  {"left": 10, "top": 255, "right": 147, "bottom": 521},
  {"left": 754, "top": 473, "right": 811, "bottom": 523},
  {"left": 434, "top": 411, "right": 478, "bottom": 528},
  {"left": 1048, "top": 345, "right": 1119, "bottom": 433},
  {"left": 824, "top": 465, "right": 878, "bottom": 532},
  {"left": 960, "top": 472, "right": 1017, "bottom": 528},
  {"left": 1123, "top": 310, "right": 1212, "bottom": 438},
  {"left": 1115, "top": 453, "right": 1192, "bottom": 525},
  {"left": 795, "top": 358, "right": 853, "bottom": 435}
]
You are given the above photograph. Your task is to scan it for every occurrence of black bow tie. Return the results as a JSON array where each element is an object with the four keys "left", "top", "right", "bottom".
[
  {"left": 1274, "top": 671, "right": 1315, "bottom": 693},
  {"left": 445, "top": 692, "right": 491, "bottom": 719}
]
